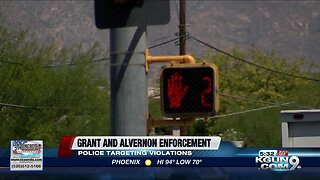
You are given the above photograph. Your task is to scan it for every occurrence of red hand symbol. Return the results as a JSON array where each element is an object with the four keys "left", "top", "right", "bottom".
[{"left": 167, "top": 72, "right": 188, "bottom": 109}]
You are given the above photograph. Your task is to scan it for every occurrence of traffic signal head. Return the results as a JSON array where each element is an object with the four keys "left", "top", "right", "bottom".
[{"left": 160, "top": 64, "right": 219, "bottom": 118}]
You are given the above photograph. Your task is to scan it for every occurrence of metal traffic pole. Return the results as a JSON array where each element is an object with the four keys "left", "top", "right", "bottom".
[{"left": 110, "top": 26, "right": 147, "bottom": 135}]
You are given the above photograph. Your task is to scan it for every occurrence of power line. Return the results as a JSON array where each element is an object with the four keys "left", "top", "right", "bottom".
[
  {"left": 0, "top": 60, "right": 24, "bottom": 66},
  {"left": 2, "top": 36, "right": 187, "bottom": 67},
  {"left": 190, "top": 36, "right": 320, "bottom": 82},
  {"left": 44, "top": 58, "right": 111, "bottom": 68},
  {"left": 91, "top": 58, "right": 111, "bottom": 63},
  {"left": 211, "top": 102, "right": 292, "bottom": 119},
  {"left": 219, "top": 92, "right": 314, "bottom": 109},
  {"left": 149, "top": 35, "right": 176, "bottom": 44},
  {"left": 0, "top": 57, "right": 111, "bottom": 68},
  {"left": 149, "top": 32, "right": 181, "bottom": 45},
  {"left": 148, "top": 36, "right": 180, "bottom": 49},
  {"left": 2, "top": 34, "right": 187, "bottom": 67},
  {"left": 0, "top": 102, "right": 41, "bottom": 110},
  {"left": 144, "top": 91, "right": 313, "bottom": 109},
  {"left": 148, "top": 33, "right": 191, "bottom": 50}
]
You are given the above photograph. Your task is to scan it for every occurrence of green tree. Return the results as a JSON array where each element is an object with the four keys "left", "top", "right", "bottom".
[
  {"left": 199, "top": 49, "right": 319, "bottom": 147},
  {"left": 0, "top": 22, "right": 110, "bottom": 147}
]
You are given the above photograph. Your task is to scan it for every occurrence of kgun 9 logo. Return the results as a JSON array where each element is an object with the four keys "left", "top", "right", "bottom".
[{"left": 256, "top": 150, "right": 301, "bottom": 171}]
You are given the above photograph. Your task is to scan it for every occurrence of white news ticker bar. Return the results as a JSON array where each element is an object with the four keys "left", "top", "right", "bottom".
[{"left": 71, "top": 136, "right": 221, "bottom": 150}]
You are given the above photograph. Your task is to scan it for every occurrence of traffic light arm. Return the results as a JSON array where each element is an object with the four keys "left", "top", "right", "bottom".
[
  {"left": 147, "top": 54, "right": 196, "bottom": 64},
  {"left": 145, "top": 49, "right": 195, "bottom": 72}
]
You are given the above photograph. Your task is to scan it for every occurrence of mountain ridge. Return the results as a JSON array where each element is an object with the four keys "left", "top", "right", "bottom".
[{"left": 0, "top": 1, "right": 319, "bottom": 64}]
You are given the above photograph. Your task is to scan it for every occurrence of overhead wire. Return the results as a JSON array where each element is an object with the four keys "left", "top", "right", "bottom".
[
  {"left": 1, "top": 34, "right": 185, "bottom": 68},
  {"left": 198, "top": 102, "right": 293, "bottom": 120},
  {"left": 1, "top": 29, "right": 317, "bottom": 112},
  {"left": 44, "top": 58, "right": 111, "bottom": 68},
  {"left": 146, "top": 91, "right": 313, "bottom": 110},
  {"left": 149, "top": 33, "right": 178, "bottom": 45},
  {"left": 190, "top": 35, "right": 320, "bottom": 82},
  {"left": 219, "top": 92, "right": 314, "bottom": 109},
  {"left": 0, "top": 60, "right": 24, "bottom": 65},
  {"left": 0, "top": 102, "right": 41, "bottom": 110},
  {"left": 148, "top": 36, "right": 180, "bottom": 50}
]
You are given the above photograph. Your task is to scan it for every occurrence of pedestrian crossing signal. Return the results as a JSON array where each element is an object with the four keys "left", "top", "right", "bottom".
[{"left": 160, "top": 64, "right": 219, "bottom": 117}]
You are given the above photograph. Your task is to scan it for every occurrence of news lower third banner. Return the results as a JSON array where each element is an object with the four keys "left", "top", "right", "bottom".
[
  {"left": 58, "top": 136, "right": 221, "bottom": 157},
  {"left": 55, "top": 136, "right": 320, "bottom": 171},
  {"left": 1, "top": 136, "right": 320, "bottom": 172}
]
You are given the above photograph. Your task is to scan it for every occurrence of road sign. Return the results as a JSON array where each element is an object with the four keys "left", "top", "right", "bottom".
[{"left": 94, "top": 0, "right": 170, "bottom": 29}]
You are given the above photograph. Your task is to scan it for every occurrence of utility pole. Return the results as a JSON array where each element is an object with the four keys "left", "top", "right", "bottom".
[
  {"left": 110, "top": 27, "right": 147, "bottom": 135},
  {"left": 179, "top": 0, "right": 186, "bottom": 55},
  {"left": 177, "top": 0, "right": 188, "bottom": 136}
]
